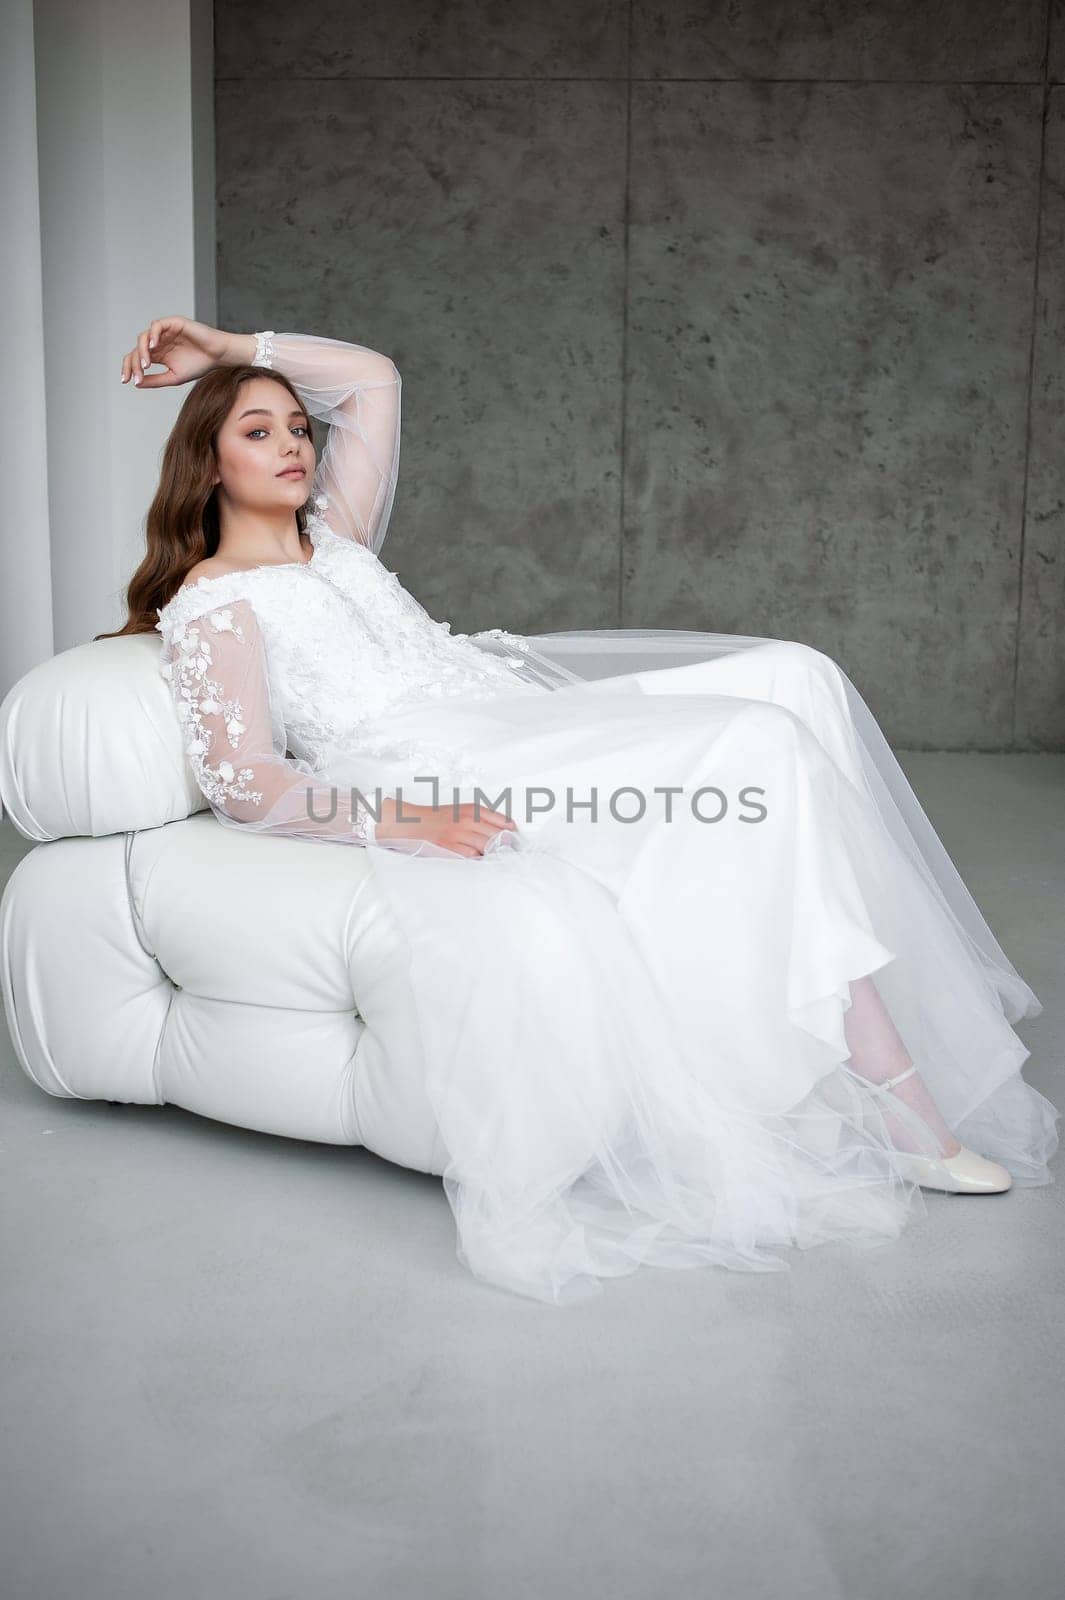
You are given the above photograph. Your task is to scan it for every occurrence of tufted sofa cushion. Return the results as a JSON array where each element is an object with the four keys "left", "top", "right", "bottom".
[{"left": 0, "top": 814, "right": 447, "bottom": 1174}]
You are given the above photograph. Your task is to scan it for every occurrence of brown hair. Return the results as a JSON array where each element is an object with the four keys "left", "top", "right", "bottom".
[{"left": 93, "top": 361, "right": 312, "bottom": 641}]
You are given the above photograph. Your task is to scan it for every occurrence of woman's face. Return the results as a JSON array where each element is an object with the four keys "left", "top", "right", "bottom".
[{"left": 213, "top": 376, "right": 315, "bottom": 513}]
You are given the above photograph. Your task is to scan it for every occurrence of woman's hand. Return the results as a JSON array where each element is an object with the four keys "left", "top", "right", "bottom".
[
  {"left": 120, "top": 316, "right": 234, "bottom": 388},
  {"left": 375, "top": 797, "right": 519, "bottom": 859}
]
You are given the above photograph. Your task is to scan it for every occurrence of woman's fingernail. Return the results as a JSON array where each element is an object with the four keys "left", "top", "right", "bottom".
[
  {"left": 134, "top": 372, "right": 141, "bottom": 385},
  {"left": 141, "top": 356, "right": 148, "bottom": 369}
]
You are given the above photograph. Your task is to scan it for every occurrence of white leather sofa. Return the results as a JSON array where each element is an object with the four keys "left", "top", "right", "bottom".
[
  {"left": 4, "top": 626, "right": 922, "bottom": 1180},
  {"left": 0, "top": 631, "right": 447, "bottom": 1175}
]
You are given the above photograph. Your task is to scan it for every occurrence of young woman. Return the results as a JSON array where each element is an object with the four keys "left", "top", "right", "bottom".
[{"left": 99, "top": 315, "right": 1059, "bottom": 1305}]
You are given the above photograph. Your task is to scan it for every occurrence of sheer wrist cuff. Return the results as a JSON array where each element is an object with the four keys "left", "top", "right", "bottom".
[{"left": 253, "top": 330, "right": 276, "bottom": 368}]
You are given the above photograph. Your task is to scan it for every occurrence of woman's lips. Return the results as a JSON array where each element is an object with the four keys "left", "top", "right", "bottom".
[{"left": 278, "top": 468, "right": 306, "bottom": 478}]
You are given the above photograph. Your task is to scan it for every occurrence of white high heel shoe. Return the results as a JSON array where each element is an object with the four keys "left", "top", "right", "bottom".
[{"left": 866, "top": 1064, "right": 1013, "bottom": 1195}]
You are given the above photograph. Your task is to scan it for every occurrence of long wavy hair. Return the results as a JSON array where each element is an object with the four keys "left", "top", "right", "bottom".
[{"left": 93, "top": 361, "right": 312, "bottom": 641}]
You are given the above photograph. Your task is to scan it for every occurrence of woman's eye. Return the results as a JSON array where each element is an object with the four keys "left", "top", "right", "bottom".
[{"left": 248, "top": 426, "right": 309, "bottom": 439}]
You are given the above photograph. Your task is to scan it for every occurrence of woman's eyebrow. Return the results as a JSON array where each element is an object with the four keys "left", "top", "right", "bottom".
[{"left": 237, "top": 406, "right": 309, "bottom": 421}]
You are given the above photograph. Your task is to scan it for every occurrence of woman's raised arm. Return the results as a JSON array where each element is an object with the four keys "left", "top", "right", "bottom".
[{"left": 249, "top": 330, "right": 401, "bottom": 553}]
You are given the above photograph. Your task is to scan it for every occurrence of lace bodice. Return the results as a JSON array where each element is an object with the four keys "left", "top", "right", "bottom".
[
  {"left": 153, "top": 330, "right": 549, "bottom": 848},
  {"left": 156, "top": 508, "right": 546, "bottom": 840}
]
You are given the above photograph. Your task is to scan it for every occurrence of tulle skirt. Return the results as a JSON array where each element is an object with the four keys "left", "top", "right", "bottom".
[{"left": 324, "top": 634, "right": 1059, "bottom": 1304}]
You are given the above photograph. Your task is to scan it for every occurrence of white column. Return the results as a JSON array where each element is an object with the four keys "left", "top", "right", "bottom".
[
  {"left": 4, "top": 0, "right": 215, "bottom": 692},
  {"left": 1, "top": 0, "right": 54, "bottom": 692}
]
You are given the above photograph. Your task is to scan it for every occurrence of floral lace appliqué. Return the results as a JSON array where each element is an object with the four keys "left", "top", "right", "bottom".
[{"left": 163, "top": 607, "right": 266, "bottom": 812}]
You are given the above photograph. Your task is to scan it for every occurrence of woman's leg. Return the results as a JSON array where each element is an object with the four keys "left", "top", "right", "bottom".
[{"left": 843, "top": 973, "right": 962, "bottom": 1157}]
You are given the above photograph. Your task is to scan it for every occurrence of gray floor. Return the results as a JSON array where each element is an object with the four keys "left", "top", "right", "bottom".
[{"left": 2, "top": 753, "right": 1063, "bottom": 1600}]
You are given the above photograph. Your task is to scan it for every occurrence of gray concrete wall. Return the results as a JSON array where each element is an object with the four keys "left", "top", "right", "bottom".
[{"left": 215, "top": 1, "right": 1065, "bottom": 751}]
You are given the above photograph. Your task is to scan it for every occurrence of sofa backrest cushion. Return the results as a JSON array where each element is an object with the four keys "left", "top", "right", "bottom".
[{"left": 0, "top": 632, "right": 205, "bottom": 840}]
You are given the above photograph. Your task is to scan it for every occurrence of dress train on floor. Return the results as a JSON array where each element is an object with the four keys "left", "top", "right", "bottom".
[{"left": 334, "top": 640, "right": 1059, "bottom": 1303}]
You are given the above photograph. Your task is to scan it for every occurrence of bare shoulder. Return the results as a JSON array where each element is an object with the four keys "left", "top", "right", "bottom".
[{"left": 179, "top": 555, "right": 248, "bottom": 592}]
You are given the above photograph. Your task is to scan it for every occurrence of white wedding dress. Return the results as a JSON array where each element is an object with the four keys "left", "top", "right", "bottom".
[{"left": 154, "top": 331, "right": 1059, "bottom": 1304}]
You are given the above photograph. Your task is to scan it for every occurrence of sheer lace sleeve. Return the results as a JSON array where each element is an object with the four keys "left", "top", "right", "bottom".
[
  {"left": 156, "top": 589, "right": 379, "bottom": 846},
  {"left": 252, "top": 330, "right": 401, "bottom": 554}
]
